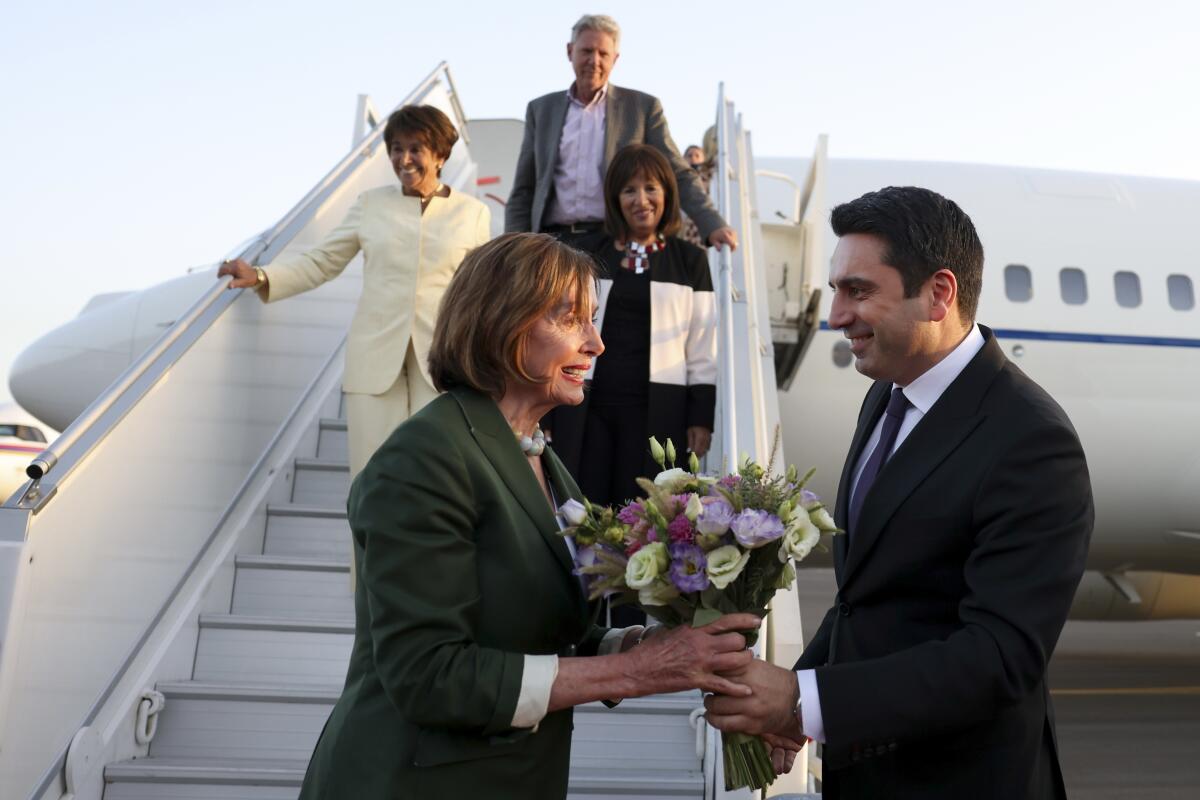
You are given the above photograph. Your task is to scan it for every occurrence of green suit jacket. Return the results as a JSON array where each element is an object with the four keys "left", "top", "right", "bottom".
[{"left": 298, "top": 387, "right": 605, "bottom": 800}]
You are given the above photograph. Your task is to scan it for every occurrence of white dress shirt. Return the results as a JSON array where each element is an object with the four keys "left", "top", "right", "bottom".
[{"left": 797, "top": 324, "right": 985, "bottom": 742}]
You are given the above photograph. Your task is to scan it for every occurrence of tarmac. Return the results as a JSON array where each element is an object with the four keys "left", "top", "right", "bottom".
[{"left": 793, "top": 568, "right": 1200, "bottom": 799}]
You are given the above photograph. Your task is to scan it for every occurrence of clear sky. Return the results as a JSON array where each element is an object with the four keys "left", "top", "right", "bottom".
[{"left": 3, "top": 0, "right": 1199, "bottom": 406}]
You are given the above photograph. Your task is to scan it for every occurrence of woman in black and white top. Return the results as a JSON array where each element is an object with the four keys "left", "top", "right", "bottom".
[{"left": 549, "top": 143, "right": 717, "bottom": 515}]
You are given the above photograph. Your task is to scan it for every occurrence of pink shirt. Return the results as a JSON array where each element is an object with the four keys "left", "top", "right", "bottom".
[{"left": 545, "top": 83, "right": 608, "bottom": 225}]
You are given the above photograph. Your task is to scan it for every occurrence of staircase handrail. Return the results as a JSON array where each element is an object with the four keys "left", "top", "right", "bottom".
[{"left": 12, "top": 61, "right": 459, "bottom": 509}]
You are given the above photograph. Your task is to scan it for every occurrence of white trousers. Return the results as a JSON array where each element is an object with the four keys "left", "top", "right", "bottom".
[
  {"left": 343, "top": 342, "right": 438, "bottom": 586},
  {"left": 344, "top": 341, "right": 439, "bottom": 478}
]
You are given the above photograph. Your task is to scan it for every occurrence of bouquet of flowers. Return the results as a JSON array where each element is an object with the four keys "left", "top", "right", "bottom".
[{"left": 557, "top": 436, "right": 841, "bottom": 791}]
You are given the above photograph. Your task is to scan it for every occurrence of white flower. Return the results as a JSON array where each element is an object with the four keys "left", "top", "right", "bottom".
[
  {"left": 775, "top": 561, "right": 797, "bottom": 590},
  {"left": 558, "top": 498, "right": 588, "bottom": 527},
  {"left": 706, "top": 545, "right": 751, "bottom": 589},
  {"left": 809, "top": 506, "right": 838, "bottom": 532},
  {"left": 684, "top": 493, "right": 704, "bottom": 522},
  {"left": 782, "top": 515, "right": 822, "bottom": 562},
  {"left": 638, "top": 579, "right": 681, "bottom": 606},
  {"left": 653, "top": 468, "right": 692, "bottom": 493},
  {"left": 625, "top": 541, "right": 669, "bottom": 589}
]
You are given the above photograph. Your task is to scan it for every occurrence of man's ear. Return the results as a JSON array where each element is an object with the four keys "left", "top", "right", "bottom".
[
  {"left": 566, "top": 42, "right": 574, "bottom": 62},
  {"left": 928, "top": 269, "right": 958, "bottom": 323}
]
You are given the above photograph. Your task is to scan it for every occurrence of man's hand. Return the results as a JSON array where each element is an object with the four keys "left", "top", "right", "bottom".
[
  {"left": 626, "top": 613, "right": 759, "bottom": 697},
  {"left": 763, "top": 732, "right": 807, "bottom": 774},
  {"left": 704, "top": 658, "right": 804, "bottom": 738},
  {"left": 708, "top": 226, "right": 738, "bottom": 251},
  {"left": 687, "top": 426, "right": 712, "bottom": 458}
]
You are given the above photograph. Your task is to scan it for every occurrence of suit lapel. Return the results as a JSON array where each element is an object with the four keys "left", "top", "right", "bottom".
[
  {"left": 449, "top": 389, "right": 577, "bottom": 578},
  {"left": 543, "top": 92, "right": 571, "bottom": 189},
  {"left": 603, "top": 85, "right": 621, "bottom": 170},
  {"left": 834, "top": 383, "right": 889, "bottom": 580},
  {"left": 840, "top": 330, "right": 1007, "bottom": 587}
]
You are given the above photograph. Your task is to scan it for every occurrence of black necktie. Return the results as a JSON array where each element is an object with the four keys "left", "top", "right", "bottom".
[{"left": 847, "top": 387, "right": 910, "bottom": 537}]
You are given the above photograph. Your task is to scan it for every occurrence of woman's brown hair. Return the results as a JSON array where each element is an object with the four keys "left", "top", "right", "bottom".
[
  {"left": 382, "top": 105, "right": 459, "bottom": 171},
  {"left": 429, "top": 233, "right": 599, "bottom": 397},
  {"left": 603, "top": 144, "right": 682, "bottom": 241}
]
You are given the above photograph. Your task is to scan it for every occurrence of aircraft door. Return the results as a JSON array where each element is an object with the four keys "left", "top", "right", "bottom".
[{"left": 759, "top": 134, "right": 827, "bottom": 389}]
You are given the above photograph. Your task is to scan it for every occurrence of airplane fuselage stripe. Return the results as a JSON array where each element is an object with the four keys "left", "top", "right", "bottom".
[{"left": 817, "top": 322, "right": 1200, "bottom": 348}]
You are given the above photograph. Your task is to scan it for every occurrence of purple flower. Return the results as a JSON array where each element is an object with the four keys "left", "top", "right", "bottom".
[
  {"left": 668, "top": 542, "right": 710, "bottom": 592},
  {"left": 617, "top": 502, "right": 644, "bottom": 525},
  {"left": 730, "top": 508, "right": 786, "bottom": 549},
  {"left": 800, "top": 489, "right": 820, "bottom": 509},
  {"left": 718, "top": 474, "right": 742, "bottom": 489},
  {"left": 573, "top": 545, "right": 599, "bottom": 592},
  {"left": 697, "top": 498, "right": 735, "bottom": 536},
  {"left": 667, "top": 514, "right": 695, "bottom": 543}
]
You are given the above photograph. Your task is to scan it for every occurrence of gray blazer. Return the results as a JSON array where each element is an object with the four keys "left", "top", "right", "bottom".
[{"left": 504, "top": 84, "right": 727, "bottom": 241}]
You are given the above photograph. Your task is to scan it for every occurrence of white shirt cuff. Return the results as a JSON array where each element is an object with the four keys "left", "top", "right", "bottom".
[
  {"left": 597, "top": 626, "right": 639, "bottom": 656},
  {"left": 797, "top": 669, "right": 826, "bottom": 744},
  {"left": 511, "top": 654, "right": 559, "bottom": 730}
]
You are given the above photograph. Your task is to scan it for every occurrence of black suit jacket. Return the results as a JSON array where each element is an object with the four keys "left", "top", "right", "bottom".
[{"left": 795, "top": 327, "right": 1093, "bottom": 799}]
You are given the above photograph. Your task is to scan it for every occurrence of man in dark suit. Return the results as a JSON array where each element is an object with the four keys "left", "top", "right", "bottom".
[
  {"left": 504, "top": 14, "right": 737, "bottom": 250},
  {"left": 705, "top": 186, "right": 1094, "bottom": 798}
]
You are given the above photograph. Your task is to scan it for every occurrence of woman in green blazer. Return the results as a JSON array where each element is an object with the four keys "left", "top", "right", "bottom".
[{"left": 297, "top": 233, "right": 758, "bottom": 800}]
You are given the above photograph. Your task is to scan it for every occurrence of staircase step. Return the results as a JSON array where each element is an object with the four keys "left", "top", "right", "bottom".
[
  {"left": 194, "top": 615, "right": 353, "bottom": 686},
  {"left": 150, "top": 678, "right": 702, "bottom": 766},
  {"left": 232, "top": 555, "right": 352, "bottom": 620},
  {"left": 316, "top": 418, "right": 348, "bottom": 462},
  {"left": 291, "top": 458, "right": 350, "bottom": 507},
  {"left": 263, "top": 504, "right": 349, "bottom": 560},
  {"left": 104, "top": 757, "right": 305, "bottom": 799},
  {"left": 105, "top": 757, "right": 701, "bottom": 798}
]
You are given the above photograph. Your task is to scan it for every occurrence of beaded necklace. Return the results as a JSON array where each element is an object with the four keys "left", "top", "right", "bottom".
[{"left": 618, "top": 235, "right": 665, "bottom": 274}]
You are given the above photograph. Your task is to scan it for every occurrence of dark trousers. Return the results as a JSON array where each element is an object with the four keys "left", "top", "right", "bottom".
[{"left": 578, "top": 401, "right": 649, "bottom": 627}]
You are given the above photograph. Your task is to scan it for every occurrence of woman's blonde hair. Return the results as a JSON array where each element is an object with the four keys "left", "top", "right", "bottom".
[{"left": 429, "top": 233, "right": 599, "bottom": 397}]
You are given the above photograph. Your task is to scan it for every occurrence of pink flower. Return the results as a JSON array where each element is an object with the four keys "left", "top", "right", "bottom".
[
  {"left": 625, "top": 541, "right": 644, "bottom": 557},
  {"left": 668, "top": 514, "right": 695, "bottom": 543},
  {"left": 617, "top": 502, "right": 643, "bottom": 525}
]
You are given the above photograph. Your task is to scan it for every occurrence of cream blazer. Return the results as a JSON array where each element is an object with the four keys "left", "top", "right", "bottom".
[{"left": 263, "top": 186, "right": 491, "bottom": 394}]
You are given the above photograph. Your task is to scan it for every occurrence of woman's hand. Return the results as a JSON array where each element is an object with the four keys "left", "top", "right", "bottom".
[
  {"left": 624, "top": 612, "right": 759, "bottom": 697},
  {"left": 687, "top": 426, "right": 712, "bottom": 458},
  {"left": 218, "top": 258, "right": 262, "bottom": 289}
]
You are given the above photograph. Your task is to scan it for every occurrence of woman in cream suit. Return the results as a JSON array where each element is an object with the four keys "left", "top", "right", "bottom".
[{"left": 220, "top": 105, "right": 491, "bottom": 477}]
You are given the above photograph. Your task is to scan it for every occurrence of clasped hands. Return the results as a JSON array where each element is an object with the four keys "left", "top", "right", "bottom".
[{"left": 630, "top": 613, "right": 807, "bottom": 776}]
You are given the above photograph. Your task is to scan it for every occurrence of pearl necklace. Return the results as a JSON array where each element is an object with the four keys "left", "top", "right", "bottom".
[{"left": 515, "top": 424, "right": 546, "bottom": 457}]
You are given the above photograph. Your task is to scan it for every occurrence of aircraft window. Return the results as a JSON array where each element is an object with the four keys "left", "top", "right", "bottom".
[
  {"left": 18, "top": 425, "right": 47, "bottom": 443},
  {"left": 1059, "top": 268, "right": 1087, "bottom": 305},
  {"left": 1167, "top": 274, "right": 1195, "bottom": 310},
  {"left": 1113, "top": 271, "right": 1141, "bottom": 308},
  {"left": 1004, "top": 264, "right": 1032, "bottom": 302},
  {"left": 0, "top": 424, "right": 46, "bottom": 443}
]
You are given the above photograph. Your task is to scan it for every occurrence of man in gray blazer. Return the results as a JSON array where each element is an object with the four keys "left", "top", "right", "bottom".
[{"left": 505, "top": 14, "right": 737, "bottom": 250}]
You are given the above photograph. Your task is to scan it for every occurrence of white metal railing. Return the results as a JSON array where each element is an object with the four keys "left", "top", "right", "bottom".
[
  {"left": 0, "top": 63, "right": 475, "bottom": 800},
  {"left": 708, "top": 84, "right": 818, "bottom": 798}
]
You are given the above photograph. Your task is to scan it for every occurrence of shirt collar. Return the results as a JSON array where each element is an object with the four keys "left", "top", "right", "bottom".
[
  {"left": 567, "top": 82, "right": 608, "bottom": 109},
  {"left": 898, "top": 324, "right": 985, "bottom": 415}
]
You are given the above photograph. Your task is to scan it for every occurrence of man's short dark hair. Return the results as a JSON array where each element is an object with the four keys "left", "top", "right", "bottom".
[{"left": 830, "top": 186, "right": 983, "bottom": 321}]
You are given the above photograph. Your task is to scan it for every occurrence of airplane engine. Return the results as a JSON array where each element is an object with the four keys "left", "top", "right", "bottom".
[{"left": 1069, "top": 570, "right": 1200, "bottom": 620}]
